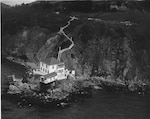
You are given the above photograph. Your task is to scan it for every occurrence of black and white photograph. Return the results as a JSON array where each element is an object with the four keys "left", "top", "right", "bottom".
[{"left": 1, "top": 0, "right": 150, "bottom": 119}]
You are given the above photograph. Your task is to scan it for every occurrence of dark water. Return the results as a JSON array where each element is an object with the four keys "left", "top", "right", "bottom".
[{"left": 1, "top": 59, "right": 150, "bottom": 119}]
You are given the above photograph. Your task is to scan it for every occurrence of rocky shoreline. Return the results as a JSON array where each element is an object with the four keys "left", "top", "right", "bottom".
[
  {"left": 6, "top": 74, "right": 150, "bottom": 107},
  {"left": 5, "top": 57, "right": 150, "bottom": 107},
  {"left": 6, "top": 77, "right": 150, "bottom": 108}
]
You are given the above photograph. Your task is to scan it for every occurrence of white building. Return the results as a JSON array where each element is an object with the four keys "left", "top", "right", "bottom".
[
  {"left": 39, "top": 57, "right": 68, "bottom": 84},
  {"left": 40, "top": 57, "right": 64, "bottom": 75}
]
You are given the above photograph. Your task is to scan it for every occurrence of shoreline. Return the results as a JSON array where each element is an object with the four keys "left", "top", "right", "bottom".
[
  {"left": 5, "top": 56, "right": 150, "bottom": 92},
  {"left": 5, "top": 56, "right": 39, "bottom": 71},
  {"left": 3, "top": 56, "right": 150, "bottom": 107},
  {"left": 5, "top": 55, "right": 150, "bottom": 92},
  {"left": 6, "top": 56, "right": 29, "bottom": 68},
  {"left": 5, "top": 77, "right": 150, "bottom": 108}
]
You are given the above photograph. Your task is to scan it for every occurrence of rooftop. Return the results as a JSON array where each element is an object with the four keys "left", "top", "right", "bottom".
[
  {"left": 44, "top": 72, "right": 57, "bottom": 78},
  {"left": 41, "top": 57, "right": 61, "bottom": 65}
]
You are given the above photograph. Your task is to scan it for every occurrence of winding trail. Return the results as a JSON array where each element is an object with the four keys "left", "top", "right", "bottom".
[
  {"left": 57, "top": 16, "right": 78, "bottom": 61},
  {"left": 57, "top": 15, "right": 133, "bottom": 61},
  {"left": 37, "top": 15, "right": 134, "bottom": 62},
  {"left": 7, "top": 15, "right": 135, "bottom": 72},
  {"left": 87, "top": 17, "right": 134, "bottom": 26}
]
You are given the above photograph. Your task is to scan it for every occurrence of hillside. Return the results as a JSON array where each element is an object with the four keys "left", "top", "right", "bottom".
[{"left": 2, "top": 1, "right": 150, "bottom": 89}]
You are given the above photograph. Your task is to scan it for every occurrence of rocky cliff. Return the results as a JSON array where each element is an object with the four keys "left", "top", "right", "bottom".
[
  {"left": 62, "top": 18, "right": 150, "bottom": 85},
  {"left": 2, "top": 1, "right": 150, "bottom": 89}
]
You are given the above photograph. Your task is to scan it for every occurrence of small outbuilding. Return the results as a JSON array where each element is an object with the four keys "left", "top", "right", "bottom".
[{"left": 40, "top": 72, "right": 57, "bottom": 84}]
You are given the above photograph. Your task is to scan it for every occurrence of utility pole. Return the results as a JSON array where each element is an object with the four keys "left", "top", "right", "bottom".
[{"left": 57, "top": 46, "right": 61, "bottom": 61}]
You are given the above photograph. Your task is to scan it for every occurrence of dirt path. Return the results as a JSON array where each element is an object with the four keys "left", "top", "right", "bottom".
[
  {"left": 37, "top": 15, "right": 134, "bottom": 62},
  {"left": 57, "top": 16, "right": 78, "bottom": 61}
]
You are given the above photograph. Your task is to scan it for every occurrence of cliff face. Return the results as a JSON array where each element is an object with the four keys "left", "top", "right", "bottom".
[
  {"left": 2, "top": 18, "right": 150, "bottom": 85},
  {"left": 60, "top": 20, "right": 150, "bottom": 85},
  {"left": 2, "top": 2, "right": 150, "bottom": 87},
  {"left": 2, "top": 17, "right": 150, "bottom": 86}
]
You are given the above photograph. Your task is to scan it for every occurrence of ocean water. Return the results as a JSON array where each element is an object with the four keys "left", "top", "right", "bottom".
[{"left": 1, "top": 59, "right": 150, "bottom": 119}]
